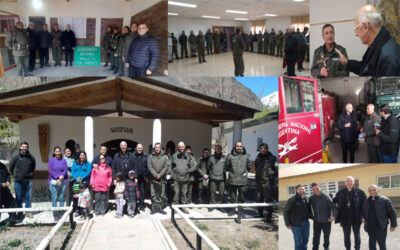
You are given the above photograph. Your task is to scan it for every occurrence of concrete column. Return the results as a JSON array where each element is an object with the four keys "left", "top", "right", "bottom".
[
  {"left": 232, "top": 120, "right": 242, "bottom": 145},
  {"left": 153, "top": 119, "right": 162, "bottom": 147},
  {"left": 85, "top": 116, "right": 94, "bottom": 161}
]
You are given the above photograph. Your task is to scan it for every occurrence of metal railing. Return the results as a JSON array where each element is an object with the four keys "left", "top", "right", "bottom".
[{"left": 170, "top": 202, "right": 278, "bottom": 250}]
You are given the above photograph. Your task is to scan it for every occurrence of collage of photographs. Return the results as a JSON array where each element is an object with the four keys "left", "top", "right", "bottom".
[{"left": 0, "top": 0, "right": 399, "bottom": 250}]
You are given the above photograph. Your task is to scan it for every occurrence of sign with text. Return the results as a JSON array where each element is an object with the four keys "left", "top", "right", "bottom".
[{"left": 74, "top": 46, "right": 101, "bottom": 66}]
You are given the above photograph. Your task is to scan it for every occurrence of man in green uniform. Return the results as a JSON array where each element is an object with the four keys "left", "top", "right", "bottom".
[
  {"left": 232, "top": 28, "right": 246, "bottom": 77},
  {"left": 269, "top": 28, "right": 277, "bottom": 56},
  {"left": 185, "top": 146, "right": 197, "bottom": 204},
  {"left": 249, "top": 31, "right": 254, "bottom": 52},
  {"left": 205, "top": 29, "right": 213, "bottom": 55},
  {"left": 208, "top": 145, "right": 227, "bottom": 211},
  {"left": 226, "top": 141, "right": 251, "bottom": 216},
  {"left": 263, "top": 30, "right": 269, "bottom": 55},
  {"left": 116, "top": 26, "right": 129, "bottom": 76},
  {"left": 51, "top": 24, "right": 62, "bottom": 66},
  {"left": 178, "top": 31, "right": 188, "bottom": 58},
  {"left": 243, "top": 32, "right": 250, "bottom": 51},
  {"left": 255, "top": 143, "right": 277, "bottom": 223},
  {"left": 213, "top": 30, "right": 220, "bottom": 54},
  {"left": 5, "top": 21, "right": 30, "bottom": 76},
  {"left": 171, "top": 142, "right": 196, "bottom": 214},
  {"left": 311, "top": 24, "right": 349, "bottom": 78},
  {"left": 171, "top": 32, "right": 179, "bottom": 60},
  {"left": 257, "top": 31, "right": 263, "bottom": 54},
  {"left": 122, "top": 23, "right": 138, "bottom": 76},
  {"left": 196, "top": 30, "right": 206, "bottom": 64},
  {"left": 276, "top": 30, "right": 284, "bottom": 57},
  {"left": 197, "top": 148, "right": 210, "bottom": 204},
  {"left": 109, "top": 27, "right": 120, "bottom": 73},
  {"left": 102, "top": 26, "right": 112, "bottom": 67},
  {"left": 148, "top": 143, "right": 170, "bottom": 215},
  {"left": 188, "top": 30, "right": 197, "bottom": 57}
]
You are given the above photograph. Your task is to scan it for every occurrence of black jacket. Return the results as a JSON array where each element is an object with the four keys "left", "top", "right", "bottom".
[
  {"left": 337, "top": 111, "right": 359, "bottom": 143},
  {"left": 255, "top": 151, "right": 277, "bottom": 184},
  {"left": 124, "top": 178, "right": 139, "bottom": 202},
  {"left": 9, "top": 150, "right": 36, "bottom": 181},
  {"left": 347, "top": 26, "right": 400, "bottom": 77},
  {"left": 37, "top": 30, "right": 52, "bottom": 48},
  {"left": 309, "top": 191, "right": 338, "bottom": 223},
  {"left": 0, "top": 162, "right": 10, "bottom": 185},
  {"left": 284, "top": 32, "right": 299, "bottom": 62},
  {"left": 283, "top": 193, "right": 311, "bottom": 227},
  {"left": 112, "top": 151, "right": 134, "bottom": 179},
  {"left": 179, "top": 34, "right": 187, "bottom": 46},
  {"left": 61, "top": 30, "right": 76, "bottom": 49},
  {"left": 131, "top": 151, "right": 148, "bottom": 178},
  {"left": 377, "top": 114, "right": 399, "bottom": 157},
  {"left": 26, "top": 27, "right": 37, "bottom": 49},
  {"left": 361, "top": 195, "right": 397, "bottom": 231},
  {"left": 333, "top": 187, "right": 366, "bottom": 225}
]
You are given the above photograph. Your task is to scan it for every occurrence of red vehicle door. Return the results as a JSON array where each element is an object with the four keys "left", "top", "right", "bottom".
[{"left": 278, "top": 76, "right": 323, "bottom": 163}]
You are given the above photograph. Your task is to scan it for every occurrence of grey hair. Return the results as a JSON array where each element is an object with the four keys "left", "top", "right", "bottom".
[
  {"left": 178, "top": 141, "right": 185, "bottom": 147},
  {"left": 345, "top": 176, "right": 354, "bottom": 182},
  {"left": 359, "top": 11, "right": 381, "bottom": 28},
  {"left": 136, "top": 143, "right": 143, "bottom": 149}
]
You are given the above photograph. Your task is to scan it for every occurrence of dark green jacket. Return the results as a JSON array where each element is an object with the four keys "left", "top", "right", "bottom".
[
  {"left": 232, "top": 34, "right": 246, "bottom": 56},
  {"left": 6, "top": 28, "right": 30, "bottom": 56},
  {"left": 196, "top": 34, "right": 206, "bottom": 49},
  {"left": 205, "top": 32, "right": 213, "bottom": 43},
  {"left": 51, "top": 30, "right": 62, "bottom": 46},
  {"left": 208, "top": 154, "right": 227, "bottom": 181},
  {"left": 197, "top": 156, "right": 209, "bottom": 177},
  {"left": 188, "top": 34, "right": 196, "bottom": 45},
  {"left": 188, "top": 154, "right": 197, "bottom": 181},
  {"left": 268, "top": 32, "right": 276, "bottom": 44},
  {"left": 102, "top": 31, "right": 112, "bottom": 49},
  {"left": 171, "top": 152, "right": 196, "bottom": 182},
  {"left": 117, "top": 33, "right": 127, "bottom": 55},
  {"left": 226, "top": 148, "right": 251, "bottom": 186},
  {"left": 255, "top": 151, "right": 277, "bottom": 184},
  {"left": 110, "top": 33, "right": 120, "bottom": 51},
  {"left": 311, "top": 43, "right": 349, "bottom": 78},
  {"left": 147, "top": 150, "right": 170, "bottom": 181},
  {"left": 276, "top": 34, "right": 284, "bottom": 45},
  {"left": 362, "top": 113, "right": 381, "bottom": 145}
]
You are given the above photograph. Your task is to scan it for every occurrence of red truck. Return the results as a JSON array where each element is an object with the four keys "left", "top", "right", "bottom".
[{"left": 278, "top": 76, "right": 336, "bottom": 163}]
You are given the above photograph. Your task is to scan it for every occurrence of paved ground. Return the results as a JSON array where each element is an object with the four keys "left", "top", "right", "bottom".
[
  {"left": 278, "top": 215, "right": 400, "bottom": 249},
  {"left": 328, "top": 132, "right": 368, "bottom": 163}
]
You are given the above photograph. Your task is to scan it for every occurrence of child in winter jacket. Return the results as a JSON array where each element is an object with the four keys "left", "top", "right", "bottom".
[
  {"left": 125, "top": 170, "right": 139, "bottom": 217},
  {"left": 114, "top": 172, "right": 125, "bottom": 218},
  {"left": 77, "top": 182, "right": 91, "bottom": 219}
]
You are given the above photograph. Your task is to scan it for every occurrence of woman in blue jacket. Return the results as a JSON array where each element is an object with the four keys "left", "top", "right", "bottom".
[{"left": 71, "top": 151, "right": 92, "bottom": 213}]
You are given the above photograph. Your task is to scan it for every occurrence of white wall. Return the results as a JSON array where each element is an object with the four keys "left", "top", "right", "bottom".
[
  {"left": 224, "top": 121, "right": 278, "bottom": 161},
  {"left": 0, "top": 0, "right": 161, "bottom": 46},
  {"left": 310, "top": 0, "right": 366, "bottom": 75},
  {"left": 265, "top": 17, "right": 291, "bottom": 33}
]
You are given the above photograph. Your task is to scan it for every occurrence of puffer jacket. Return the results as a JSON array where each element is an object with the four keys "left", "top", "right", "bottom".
[
  {"left": 147, "top": 150, "right": 170, "bottom": 181},
  {"left": 9, "top": 150, "right": 36, "bottom": 181},
  {"left": 127, "top": 33, "right": 160, "bottom": 71},
  {"left": 207, "top": 153, "right": 227, "bottom": 181},
  {"left": 171, "top": 151, "right": 196, "bottom": 182},
  {"left": 255, "top": 151, "right": 277, "bottom": 184},
  {"left": 226, "top": 147, "right": 251, "bottom": 186},
  {"left": 361, "top": 195, "right": 397, "bottom": 231}
]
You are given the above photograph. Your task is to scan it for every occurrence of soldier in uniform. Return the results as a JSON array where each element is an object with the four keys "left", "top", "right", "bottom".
[
  {"left": 205, "top": 29, "right": 213, "bottom": 55},
  {"left": 197, "top": 148, "right": 210, "bottom": 204},
  {"left": 116, "top": 26, "right": 129, "bottom": 76},
  {"left": 148, "top": 143, "right": 169, "bottom": 215},
  {"left": 269, "top": 28, "right": 277, "bottom": 56},
  {"left": 232, "top": 28, "right": 246, "bottom": 77},
  {"left": 263, "top": 30, "right": 269, "bottom": 55},
  {"left": 188, "top": 30, "right": 197, "bottom": 57},
  {"left": 226, "top": 141, "right": 251, "bottom": 216},
  {"left": 255, "top": 143, "right": 277, "bottom": 223},
  {"left": 109, "top": 27, "right": 120, "bottom": 73},
  {"left": 249, "top": 31, "right": 254, "bottom": 52},
  {"left": 196, "top": 30, "right": 206, "bottom": 64},
  {"left": 257, "top": 31, "right": 263, "bottom": 54},
  {"left": 276, "top": 30, "right": 284, "bottom": 57},
  {"left": 5, "top": 21, "right": 30, "bottom": 76},
  {"left": 122, "top": 23, "right": 138, "bottom": 76},
  {"left": 208, "top": 145, "right": 227, "bottom": 210},
  {"left": 311, "top": 24, "right": 349, "bottom": 78},
  {"left": 102, "top": 26, "right": 112, "bottom": 67},
  {"left": 26, "top": 22, "right": 37, "bottom": 73},
  {"left": 221, "top": 30, "right": 227, "bottom": 52},
  {"left": 213, "top": 30, "right": 220, "bottom": 54},
  {"left": 171, "top": 32, "right": 179, "bottom": 60},
  {"left": 243, "top": 32, "right": 249, "bottom": 51},
  {"left": 171, "top": 142, "right": 196, "bottom": 213},
  {"left": 185, "top": 146, "right": 197, "bottom": 204},
  {"left": 51, "top": 24, "right": 62, "bottom": 66},
  {"left": 179, "top": 31, "right": 188, "bottom": 59}
]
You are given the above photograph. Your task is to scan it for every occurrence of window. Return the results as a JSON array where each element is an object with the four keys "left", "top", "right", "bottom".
[
  {"left": 377, "top": 174, "right": 400, "bottom": 189},
  {"left": 284, "top": 78, "right": 302, "bottom": 114},
  {"left": 301, "top": 81, "right": 315, "bottom": 112},
  {"left": 288, "top": 186, "right": 296, "bottom": 195}
]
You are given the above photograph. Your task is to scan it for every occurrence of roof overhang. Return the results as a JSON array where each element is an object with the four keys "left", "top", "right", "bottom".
[{"left": 0, "top": 77, "right": 259, "bottom": 125}]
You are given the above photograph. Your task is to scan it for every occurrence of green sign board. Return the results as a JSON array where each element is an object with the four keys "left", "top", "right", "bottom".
[{"left": 74, "top": 46, "right": 101, "bottom": 66}]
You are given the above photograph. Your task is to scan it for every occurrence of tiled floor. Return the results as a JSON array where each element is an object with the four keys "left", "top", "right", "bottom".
[{"left": 168, "top": 51, "right": 311, "bottom": 77}]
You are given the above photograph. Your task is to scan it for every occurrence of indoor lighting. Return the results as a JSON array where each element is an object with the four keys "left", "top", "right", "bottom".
[
  {"left": 168, "top": 1, "right": 197, "bottom": 8},
  {"left": 234, "top": 18, "right": 249, "bottom": 21},
  {"left": 225, "top": 10, "right": 248, "bottom": 14},
  {"left": 201, "top": 15, "right": 221, "bottom": 19},
  {"left": 168, "top": 13, "right": 179, "bottom": 16},
  {"left": 32, "top": 0, "right": 43, "bottom": 10},
  {"left": 264, "top": 14, "right": 277, "bottom": 17},
  {"left": 293, "top": 0, "right": 305, "bottom": 2}
]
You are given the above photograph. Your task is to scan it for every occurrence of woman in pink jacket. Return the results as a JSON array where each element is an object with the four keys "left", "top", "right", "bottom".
[{"left": 90, "top": 155, "right": 112, "bottom": 215}]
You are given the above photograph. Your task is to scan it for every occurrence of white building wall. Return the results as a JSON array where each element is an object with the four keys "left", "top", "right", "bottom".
[
  {"left": 265, "top": 17, "right": 291, "bottom": 33},
  {"left": 224, "top": 121, "right": 278, "bottom": 161},
  {"left": 310, "top": 0, "right": 366, "bottom": 76}
]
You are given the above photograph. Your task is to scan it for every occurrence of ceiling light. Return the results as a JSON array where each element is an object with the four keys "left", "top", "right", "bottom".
[
  {"left": 168, "top": 13, "right": 179, "bottom": 16},
  {"left": 168, "top": 1, "right": 197, "bottom": 8},
  {"left": 32, "top": 0, "right": 43, "bottom": 10},
  {"left": 202, "top": 15, "right": 221, "bottom": 19},
  {"left": 264, "top": 14, "right": 277, "bottom": 17},
  {"left": 225, "top": 10, "right": 248, "bottom": 14},
  {"left": 234, "top": 18, "right": 249, "bottom": 21},
  {"left": 293, "top": 0, "right": 305, "bottom": 2}
]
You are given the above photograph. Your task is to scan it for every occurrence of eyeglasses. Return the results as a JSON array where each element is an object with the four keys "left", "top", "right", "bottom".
[{"left": 353, "top": 22, "right": 364, "bottom": 33}]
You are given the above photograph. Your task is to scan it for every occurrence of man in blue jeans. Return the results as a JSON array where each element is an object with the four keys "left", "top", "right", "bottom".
[
  {"left": 9, "top": 141, "right": 36, "bottom": 219},
  {"left": 284, "top": 184, "right": 311, "bottom": 250}
]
